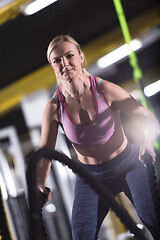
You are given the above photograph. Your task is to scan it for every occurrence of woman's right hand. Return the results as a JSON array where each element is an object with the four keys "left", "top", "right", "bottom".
[
  {"left": 38, "top": 185, "right": 51, "bottom": 207},
  {"left": 37, "top": 157, "right": 51, "bottom": 182},
  {"left": 37, "top": 158, "right": 52, "bottom": 205}
]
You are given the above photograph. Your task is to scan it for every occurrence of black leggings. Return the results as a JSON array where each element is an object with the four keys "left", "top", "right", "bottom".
[{"left": 71, "top": 143, "right": 158, "bottom": 240}]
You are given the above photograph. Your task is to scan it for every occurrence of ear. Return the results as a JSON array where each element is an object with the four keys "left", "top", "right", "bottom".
[{"left": 80, "top": 51, "right": 85, "bottom": 65}]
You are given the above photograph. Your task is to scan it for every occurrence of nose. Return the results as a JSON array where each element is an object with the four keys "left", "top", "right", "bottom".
[{"left": 61, "top": 57, "right": 69, "bottom": 67}]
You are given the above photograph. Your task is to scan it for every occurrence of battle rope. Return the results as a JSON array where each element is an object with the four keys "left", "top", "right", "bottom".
[
  {"left": 143, "top": 153, "right": 160, "bottom": 236},
  {"left": 26, "top": 148, "right": 158, "bottom": 240}
]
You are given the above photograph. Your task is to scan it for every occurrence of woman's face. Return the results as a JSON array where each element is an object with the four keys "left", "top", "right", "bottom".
[{"left": 50, "top": 41, "right": 85, "bottom": 81}]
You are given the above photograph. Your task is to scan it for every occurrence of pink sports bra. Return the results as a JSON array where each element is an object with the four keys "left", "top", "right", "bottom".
[{"left": 55, "top": 76, "right": 122, "bottom": 147}]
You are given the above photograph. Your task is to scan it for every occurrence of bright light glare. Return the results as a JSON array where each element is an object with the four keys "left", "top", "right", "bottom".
[
  {"left": 45, "top": 203, "right": 56, "bottom": 213},
  {"left": 22, "top": 0, "right": 57, "bottom": 15},
  {"left": 144, "top": 79, "right": 160, "bottom": 97},
  {"left": 97, "top": 39, "right": 142, "bottom": 68},
  {"left": 137, "top": 224, "right": 144, "bottom": 230}
]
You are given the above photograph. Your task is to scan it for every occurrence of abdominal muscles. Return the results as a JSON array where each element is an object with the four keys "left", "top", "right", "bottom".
[{"left": 73, "top": 127, "right": 128, "bottom": 164}]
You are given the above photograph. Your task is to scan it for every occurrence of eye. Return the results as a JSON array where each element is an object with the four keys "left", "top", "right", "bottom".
[
  {"left": 53, "top": 58, "right": 61, "bottom": 64},
  {"left": 67, "top": 54, "right": 74, "bottom": 59}
]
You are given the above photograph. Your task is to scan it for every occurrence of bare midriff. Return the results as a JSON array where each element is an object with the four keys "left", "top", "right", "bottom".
[{"left": 73, "top": 128, "right": 128, "bottom": 165}]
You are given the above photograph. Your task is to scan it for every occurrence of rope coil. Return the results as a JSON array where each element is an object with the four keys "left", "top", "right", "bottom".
[{"left": 26, "top": 148, "right": 160, "bottom": 240}]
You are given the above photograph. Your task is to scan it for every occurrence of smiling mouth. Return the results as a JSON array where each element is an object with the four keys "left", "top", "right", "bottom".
[{"left": 62, "top": 69, "right": 74, "bottom": 74}]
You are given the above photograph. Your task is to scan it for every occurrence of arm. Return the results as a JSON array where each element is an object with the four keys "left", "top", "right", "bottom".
[
  {"left": 37, "top": 98, "right": 59, "bottom": 198},
  {"left": 98, "top": 78, "right": 159, "bottom": 163}
]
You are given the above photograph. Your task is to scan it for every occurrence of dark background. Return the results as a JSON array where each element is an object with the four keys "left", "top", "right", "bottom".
[{"left": 0, "top": 0, "right": 160, "bottom": 138}]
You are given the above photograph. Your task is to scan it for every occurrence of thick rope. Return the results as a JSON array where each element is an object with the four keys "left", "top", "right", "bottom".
[
  {"left": 143, "top": 153, "right": 160, "bottom": 234},
  {"left": 27, "top": 148, "right": 151, "bottom": 240}
]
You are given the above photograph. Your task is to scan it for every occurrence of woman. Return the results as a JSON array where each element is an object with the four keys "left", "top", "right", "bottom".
[{"left": 38, "top": 35, "right": 159, "bottom": 240}]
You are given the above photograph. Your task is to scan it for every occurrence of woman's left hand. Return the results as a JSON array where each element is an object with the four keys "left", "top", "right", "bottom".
[{"left": 139, "top": 142, "right": 156, "bottom": 164}]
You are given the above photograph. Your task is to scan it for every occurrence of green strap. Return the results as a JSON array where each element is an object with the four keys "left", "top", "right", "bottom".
[{"left": 113, "top": 0, "right": 145, "bottom": 104}]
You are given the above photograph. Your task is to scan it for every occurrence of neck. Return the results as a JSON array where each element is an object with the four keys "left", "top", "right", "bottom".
[{"left": 61, "top": 75, "right": 90, "bottom": 99}]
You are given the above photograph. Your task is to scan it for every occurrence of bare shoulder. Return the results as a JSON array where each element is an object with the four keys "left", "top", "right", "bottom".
[
  {"left": 95, "top": 76, "right": 125, "bottom": 93},
  {"left": 43, "top": 97, "right": 59, "bottom": 123},
  {"left": 94, "top": 76, "right": 158, "bottom": 128},
  {"left": 94, "top": 76, "right": 129, "bottom": 106},
  {"left": 40, "top": 96, "right": 59, "bottom": 148}
]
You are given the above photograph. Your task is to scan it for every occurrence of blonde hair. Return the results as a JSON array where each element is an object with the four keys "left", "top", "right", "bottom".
[
  {"left": 47, "top": 35, "right": 90, "bottom": 84},
  {"left": 47, "top": 35, "right": 81, "bottom": 63}
]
